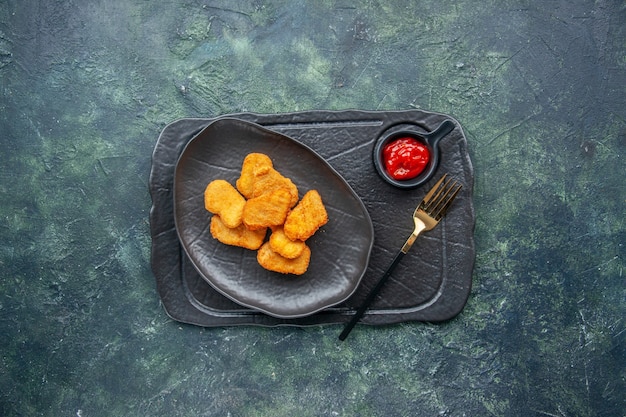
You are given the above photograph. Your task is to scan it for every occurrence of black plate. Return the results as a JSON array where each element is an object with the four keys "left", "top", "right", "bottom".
[{"left": 173, "top": 118, "right": 374, "bottom": 318}]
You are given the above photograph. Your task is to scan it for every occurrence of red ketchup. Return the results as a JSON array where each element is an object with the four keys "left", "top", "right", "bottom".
[{"left": 382, "top": 137, "right": 430, "bottom": 180}]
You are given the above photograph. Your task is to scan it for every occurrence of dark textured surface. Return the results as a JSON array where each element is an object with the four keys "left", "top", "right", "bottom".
[
  {"left": 1, "top": 1, "right": 625, "bottom": 416},
  {"left": 152, "top": 110, "right": 474, "bottom": 325}
]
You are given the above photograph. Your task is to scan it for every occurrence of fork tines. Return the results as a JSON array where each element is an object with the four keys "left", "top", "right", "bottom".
[{"left": 420, "top": 174, "right": 462, "bottom": 220}]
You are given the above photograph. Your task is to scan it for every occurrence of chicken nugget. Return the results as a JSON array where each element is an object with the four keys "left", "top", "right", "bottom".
[
  {"left": 242, "top": 188, "right": 292, "bottom": 230},
  {"left": 257, "top": 242, "right": 311, "bottom": 275},
  {"left": 269, "top": 226, "right": 307, "bottom": 259},
  {"left": 250, "top": 167, "right": 299, "bottom": 208},
  {"left": 284, "top": 190, "right": 328, "bottom": 241},
  {"left": 210, "top": 215, "right": 266, "bottom": 250},
  {"left": 236, "top": 153, "right": 273, "bottom": 199},
  {"left": 204, "top": 179, "right": 246, "bottom": 228}
]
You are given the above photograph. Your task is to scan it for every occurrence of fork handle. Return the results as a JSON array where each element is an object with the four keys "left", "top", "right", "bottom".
[{"left": 339, "top": 250, "right": 405, "bottom": 341}]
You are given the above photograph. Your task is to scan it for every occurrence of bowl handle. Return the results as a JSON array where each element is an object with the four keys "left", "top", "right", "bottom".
[{"left": 423, "top": 119, "right": 455, "bottom": 147}]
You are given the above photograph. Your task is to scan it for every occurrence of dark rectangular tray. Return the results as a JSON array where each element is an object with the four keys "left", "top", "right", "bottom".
[{"left": 149, "top": 110, "right": 475, "bottom": 327}]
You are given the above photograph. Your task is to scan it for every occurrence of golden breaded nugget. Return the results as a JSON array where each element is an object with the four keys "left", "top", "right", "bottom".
[
  {"left": 204, "top": 179, "right": 246, "bottom": 228},
  {"left": 250, "top": 167, "right": 299, "bottom": 208},
  {"left": 242, "top": 188, "right": 292, "bottom": 230},
  {"left": 284, "top": 190, "right": 328, "bottom": 241},
  {"left": 235, "top": 152, "right": 298, "bottom": 207},
  {"left": 257, "top": 242, "right": 311, "bottom": 275},
  {"left": 236, "top": 153, "right": 273, "bottom": 199},
  {"left": 269, "top": 226, "right": 307, "bottom": 259},
  {"left": 210, "top": 215, "right": 266, "bottom": 250}
]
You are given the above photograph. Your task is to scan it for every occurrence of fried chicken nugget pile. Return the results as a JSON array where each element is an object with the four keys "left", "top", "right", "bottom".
[{"left": 203, "top": 153, "right": 328, "bottom": 275}]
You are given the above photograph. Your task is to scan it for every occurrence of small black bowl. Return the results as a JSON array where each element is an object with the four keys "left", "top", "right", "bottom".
[{"left": 373, "top": 119, "right": 455, "bottom": 189}]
